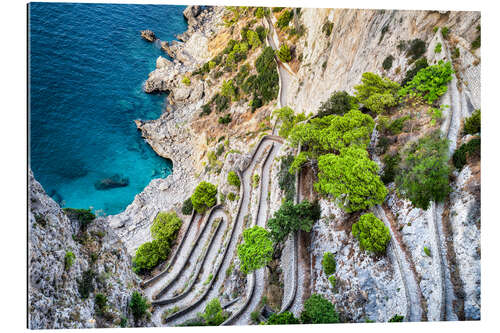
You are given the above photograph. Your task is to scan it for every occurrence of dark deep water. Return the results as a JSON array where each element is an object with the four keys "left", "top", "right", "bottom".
[{"left": 29, "top": 2, "right": 187, "bottom": 214}]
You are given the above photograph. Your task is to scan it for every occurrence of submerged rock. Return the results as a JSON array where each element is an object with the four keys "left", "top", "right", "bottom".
[
  {"left": 140, "top": 29, "right": 156, "bottom": 42},
  {"left": 94, "top": 174, "right": 129, "bottom": 190}
]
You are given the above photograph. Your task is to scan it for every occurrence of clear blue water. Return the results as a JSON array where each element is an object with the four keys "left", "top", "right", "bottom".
[{"left": 29, "top": 2, "right": 187, "bottom": 215}]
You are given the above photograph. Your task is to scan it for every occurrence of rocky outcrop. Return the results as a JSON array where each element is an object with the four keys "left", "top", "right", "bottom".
[
  {"left": 28, "top": 170, "right": 153, "bottom": 329},
  {"left": 94, "top": 174, "right": 129, "bottom": 190},
  {"left": 140, "top": 30, "right": 156, "bottom": 42}
]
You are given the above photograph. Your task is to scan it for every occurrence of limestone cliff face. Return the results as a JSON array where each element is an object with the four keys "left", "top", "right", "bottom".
[{"left": 28, "top": 170, "right": 153, "bottom": 329}]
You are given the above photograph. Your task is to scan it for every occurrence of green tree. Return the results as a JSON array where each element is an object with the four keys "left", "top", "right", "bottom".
[
  {"left": 300, "top": 294, "right": 340, "bottom": 324},
  {"left": 278, "top": 154, "right": 296, "bottom": 201},
  {"left": 201, "top": 298, "right": 227, "bottom": 326},
  {"left": 315, "top": 148, "right": 387, "bottom": 212},
  {"left": 221, "top": 79, "right": 237, "bottom": 101},
  {"left": 463, "top": 109, "right": 481, "bottom": 135},
  {"left": 316, "top": 91, "right": 359, "bottom": 117},
  {"left": 452, "top": 138, "right": 480, "bottom": 170},
  {"left": 354, "top": 72, "right": 400, "bottom": 114},
  {"left": 289, "top": 109, "right": 375, "bottom": 156},
  {"left": 388, "top": 314, "right": 404, "bottom": 322},
  {"left": 352, "top": 213, "right": 391, "bottom": 254},
  {"left": 237, "top": 226, "right": 273, "bottom": 274},
  {"left": 395, "top": 131, "right": 450, "bottom": 209},
  {"left": 273, "top": 106, "right": 306, "bottom": 139},
  {"left": 64, "top": 251, "right": 75, "bottom": 271},
  {"left": 95, "top": 293, "right": 108, "bottom": 316},
  {"left": 191, "top": 181, "right": 218, "bottom": 214},
  {"left": 181, "top": 197, "right": 193, "bottom": 215},
  {"left": 276, "top": 10, "right": 293, "bottom": 29},
  {"left": 267, "top": 200, "right": 321, "bottom": 243},
  {"left": 266, "top": 311, "right": 300, "bottom": 325},
  {"left": 227, "top": 171, "right": 241, "bottom": 188},
  {"left": 322, "top": 252, "right": 336, "bottom": 275},
  {"left": 129, "top": 291, "right": 148, "bottom": 323},
  {"left": 254, "top": 7, "right": 266, "bottom": 19},
  {"left": 151, "top": 211, "right": 182, "bottom": 254},
  {"left": 133, "top": 240, "right": 162, "bottom": 273},
  {"left": 276, "top": 44, "right": 291, "bottom": 62},
  {"left": 247, "top": 30, "right": 262, "bottom": 49}
]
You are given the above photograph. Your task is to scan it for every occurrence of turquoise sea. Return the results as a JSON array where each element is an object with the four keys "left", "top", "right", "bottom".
[{"left": 29, "top": 2, "right": 187, "bottom": 215}]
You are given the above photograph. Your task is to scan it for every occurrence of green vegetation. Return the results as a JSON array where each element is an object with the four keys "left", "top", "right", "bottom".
[
  {"left": 254, "top": 7, "right": 267, "bottom": 19},
  {"left": 268, "top": 200, "right": 321, "bottom": 243},
  {"left": 406, "top": 38, "right": 427, "bottom": 60},
  {"left": 133, "top": 211, "right": 182, "bottom": 273},
  {"left": 428, "top": 105, "right": 447, "bottom": 126},
  {"left": 182, "top": 197, "right": 193, "bottom": 215},
  {"left": 300, "top": 294, "right": 340, "bottom": 324},
  {"left": 266, "top": 311, "right": 300, "bottom": 325},
  {"left": 278, "top": 154, "right": 296, "bottom": 201},
  {"left": 62, "top": 208, "right": 95, "bottom": 230},
  {"left": 383, "top": 55, "right": 395, "bottom": 70},
  {"left": 381, "top": 152, "right": 401, "bottom": 184},
  {"left": 352, "top": 213, "right": 391, "bottom": 254},
  {"left": 441, "top": 26, "right": 450, "bottom": 39},
  {"left": 221, "top": 79, "right": 237, "bottom": 101},
  {"left": 322, "top": 21, "right": 334, "bottom": 36},
  {"left": 395, "top": 132, "right": 450, "bottom": 209},
  {"left": 316, "top": 91, "right": 359, "bottom": 117},
  {"left": 191, "top": 181, "right": 218, "bottom": 214},
  {"left": 276, "top": 9, "right": 293, "bottom": 29},
  {"left": 354, "top": 72, "right": 400, "bottom": 114},
  {"left": 322, "top": 252, "right": 336, "bottom": 275},
  {"left": 315, "top": 148, "right": 387, "bottom": 213},
  {"left": 251, "top": 46, "right": 279, "bottom": 109},
  {"left": 201, "top": 298, "right": 227, "bottom": 326},
  {"left": 253, "top": 173, "right": 260, "bottom": 188},
  {"left": 399, "top": 60, "right": 454, "bottom": 104},
  {"left": 251, "top": 310, "right": 260, "bottom": 323},
  {"left": 227, "top": 192, "right": 236, "bottom": 201},
  {"left": 452, "top": 138, "right": 480, "bottom": 170},
  {"left": 401, "top": 57, "right": 428, "bottom": 86},
  {"left": 120, "top": 316, "right": 128, "bottom": 328},
  {"left": 227, "top": 170, "right": 241, "bottom": 188},
  {"left": 452, "top": 47, "right": 460, "bottom": 59},
  {"left": 274, "top": 106, "right": 306, "bottom": 139},
  {"left": 424, "top": 246, "right": 431, "bottom": 257},
  {"left": 328, "top": 275, "right": 337, "bottom": 288},
  {"left": 247, "top": 30, "right": 262, "bottom": 49},
  {"left": 182, "top": 76, "right": 191, "bottom": 86},
  {"left": 389, "top": 314, "right": 404, "bottom": 322},
  {"left": 463, "top": 109, "right": 481, "bottom": 135},
  {"left": 218, "top": 114, "right": 232, "bottom": 124},
  {"left": 94, "top": 293, "right": 108, "bottom": 316},
  {"left": 377, "top": 115, "right": 411, "bottom": 135},
  {"left": 129, "top": 291, "right": 149, "bottom": 322},
  {"left": 276, "top": 44, "right": 292, "bottom": 62},
  {"left": 290, "top": 110, "right": 375, "bottom": 155},
  {"left": 237, "top": 226, "right": 273, "bottom": 274},
  {"left": 434, "top": 42, "right": 442, "bottom": 53},
  {"left": 78, "top": 269, "right": 95, "bottom": 299},
  {"left": 64, "top": 251, "right": 75, "bottom": 271}
]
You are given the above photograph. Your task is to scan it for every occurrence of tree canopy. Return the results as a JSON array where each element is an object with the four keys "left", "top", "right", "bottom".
[
  {"left": 266, "top": 311, "right": 300, "bottom": 325},
  {"left": 300, "top": 294, "right": 340, "bottom": 324},
  {"left": 352, "top": 213, "right": 391, "bottom": 254},
  {"left": 237, "top": 226, "right": 273, "bottom": 274},
  {"left": 191, "top": 181, "right": 218, "bottom": 214},
  {"left": 316, "top": 91, "right": 359, "bottom": 117},
  {"left": 274, "top": 106, "right": 306, "bottom": 139},
  {"left": 354, "top": 72, "right": 400, "bottom": 114},
  {"left": 201, "top": 298, "right": 227, "bottom": 326},
  {"left": 315, "top": 147, "right": 387, "bottom": 212}
]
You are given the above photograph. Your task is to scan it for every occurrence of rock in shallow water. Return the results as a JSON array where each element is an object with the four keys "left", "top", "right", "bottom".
[
  {"left": 94, "top": 174, "right": 129, "bottom": 190},
  {"left": 140, "top": 29, "right": 156, "bottom": 42}
]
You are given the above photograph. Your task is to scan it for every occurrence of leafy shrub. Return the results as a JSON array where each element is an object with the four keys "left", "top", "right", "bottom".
[
  {"left": 64, "top": 251, "right": 75, "bottom": 271},
  {"left": 401, "top": 57, "right": 428, "bottom": 86},
  {"left": 218, "top": 114, "right": 232, "bottom": 124},
  {"left": 441, "top": 27, "right": 449, "bottom": 39},
  {"left": 268, "top": 200, "right": 321, "bottom": 243},
  {"left": 381, "top": 152, "right": 401, "bottom": 184},
  {"left": 272, "top": 7, "right": 284, "bottom": 13},
  {"left": 316, "top": 91, "right": 359, "bottom": 117},
  {"left": 424, "top": 246, "right": 431, "bottom": 257},
  {"left": 352, "top": 213, "right": 391, "bottom": 254},
  {"left": 328, "top": 275, "right": 336, "bottom": 288},
  {"left": 78, "top": 269, "right": 95, "bottom": 299},
  {"left": 406, "top": 38, "right": 427, "bottom": 60},
  {"left": 452, "top": 138, "right": 480, "bottom": 170},
  {"left": 250, "top": 310, "right": 260, "bottom": 323},
  {"left": 463, "top": 109, "right": 481, "bottom": 135},
  {"left": 276, "top": 44, "right": 292, "bottom": 62},
  {"left": 182, "top": 76, "right": 191, "bottom": 86},
  {"left": 227, "top": 192, "right": 236, "bottom": 201},
  {"left": 274, "top": 106, "right": 306, "bottom": 139},
  {"left": 389, "top": 314, "right": 404, "bottom": 322},
  {"left": 181, "top": 197, "right": 193, "bottom": 215},
  {"left": 290, "top": 109, "right": 375, "bottom": 155},
  {"left": 288, "top": 151, "right": 309, "bottom": 175},
  {"left": 300, "top": 294, "right": 340, "bottom": 324},
  {"left": 383, "top": 55, "right": 395, "bottom": 70},
  {"left": 253, "top": 173, "right": 260, "bottom": 188},
  {"left": 202, "top": 298, "right": 227, "bottom": 326},
  {"left": 395, "top": 131, "right": 450, "bottom": 209},
  {"left": 253, "top": 46, "right": 279, "bottom": 104},
  {"left": 322, "top": 252, "right": 336, "bottom": 275},
  {"left": 246, "top": 30, "right": 262, "bottom": 49},
  {"left": 376, "top": 136, "right": 390, "bottom": 155},
  {"left": 276, "top": 10, "right": 293, "bottom": 29},
  {"left": 322, "top": 21, "right": 334, "bottom": 36},
  {"left": 266, "top": 311, "right": 300, "bottom": 325},
  {"left": 399, "top": 60, "right": 454, "bottom": 104},
  {"left": 133, "top": 240, "right": 162, "bottom": 273},
  {"left": 434, "top": 42, "right": 442, "bottom": 53},
  {"left": 129, "top": 291, "right": 148, "bottom": 322},
  {"left": 278, "top": 154, "right": 296, "bottom": 201},
  {"left": 428, "top": 105, "right": 447, "bottom": 126},
  {"left": 214, "top": 93, "right": 230, "bottom": 112},
  {"left": 63, "top": 208, "right": 95, "bottom": 230},
  {"left": 191, "top": 181, "right": 218, "bottom": 214},
  {"left": 387, "top": 115, "right": 410, "bottom": 135},
  {"left": 221, "top": 79, "right": 237, "bottom": 101},
  {"left": 254, "top": 7, "right": 266, "bottom": 18},
  {"left": 235, "top": 64, "right": 250, "bottom": 86},
  {"left": 315, "top": 148, "right": 387, "bottom": 213},
  {"left": 471, "top": 34, "right": 481, "bottom": 49},
  {"left": 200, "top": 103, "right": 212, "bottom": 117},
  {"left": 255, "top": 26, "right": 267, "bottom": 43},
  {"left": 227, "top": 171, "right": 241, "bottom": 188},
  {"left": 237, "top": 226, "right": 273, "bottom": 274},
  {"left": 95, "top": 293, "right": 108, "bottom": 316},
  {"left": 354, "top": 72, "right": 400, "bottom": 114},
  {"left": 120, "top": 316, "right": 128, "bottom": 328}
]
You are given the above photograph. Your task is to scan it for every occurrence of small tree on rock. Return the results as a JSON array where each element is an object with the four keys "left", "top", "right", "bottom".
[
  {"left": 352, "top": 213, "right": 391, "bottom": 254},
  {"left": 191, "top": 181, "right": 218, "bottom": 214},
  {"left": 300, "top": 294, "right": 340, "bottom": 324},
  {"left": 237, "top": 226, "right": 273, "bottom": 274}
]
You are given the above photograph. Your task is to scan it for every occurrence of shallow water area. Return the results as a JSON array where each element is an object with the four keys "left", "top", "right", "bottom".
[{"left": 29, "top": 3, "right": 187, "bottom": 215}]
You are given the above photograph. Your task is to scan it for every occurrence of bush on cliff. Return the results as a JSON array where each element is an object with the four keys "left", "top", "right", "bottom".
[
  {"left": 278, "top": 154, "right": 296, "bottom": 201},
  {"left": 181, "top": 197, "right": 193, "bottom": 215},
  {"left": 266, "top": 311, "right": 300, "bottom": 325},
  {"left": 463, "top": 109, "right": 481, "bottom": 135},
  {"left": 191, "top": 181, "right": 218, "bottom": 214},
  {"left": 300, "top": 294, "right": 340, "bottom": 324},
  {"left": 316, "top": 91, "right": 359, "bottom": 118},
  {"left": 276, "top": 44, "right": 292, "bottom": 62},
  {"left": 452, "top": 137, "right": 480, "bottom": 170},
  {"left": 352, "top": 213, "right": 391, "bottom": 254},
  {"left": 227, "top": 171, "right": 241, "bottom": 188},
  {"left": 129, "top": 291, "right": 149, "bottom": 323},
  {"left": 268, "top": 200, "right": 321, "bottom": 243},
  {"left": 201, "top": 298, "right": 227, "bottom": 326},
  {"left": 237, "top": 226, "right": 273, "bottom": 274},
  {"left": 322, "top": 252, "right": 336, "bottom": 276},
  {"left": 354, "top": 72, "right": 400, "bottom": 114}
]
